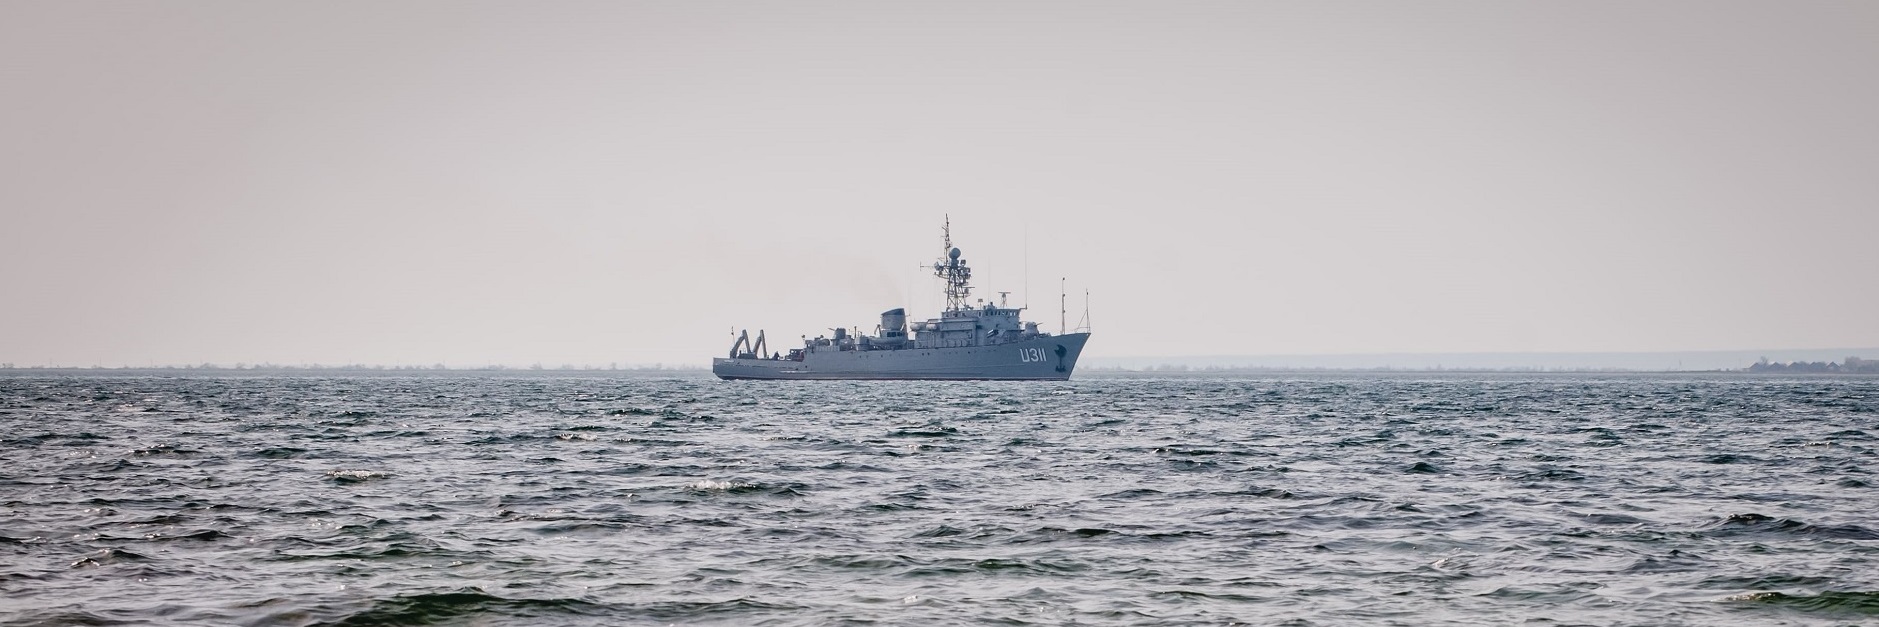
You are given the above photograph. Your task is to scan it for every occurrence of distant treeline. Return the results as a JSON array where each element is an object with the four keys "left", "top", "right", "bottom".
[{"left": 1747, "top": 357, "right": 1879, "bottom": 374}]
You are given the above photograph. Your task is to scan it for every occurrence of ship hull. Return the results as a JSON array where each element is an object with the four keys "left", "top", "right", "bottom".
[{"left": 713, "top": 333, "right": 1090, "bottom": 381}]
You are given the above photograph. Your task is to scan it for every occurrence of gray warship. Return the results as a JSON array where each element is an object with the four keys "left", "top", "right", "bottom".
[{"left": 713, "top": 219, "right": 1090, "bottom": 380}]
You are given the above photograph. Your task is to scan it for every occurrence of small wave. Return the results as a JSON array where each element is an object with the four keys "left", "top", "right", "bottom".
[
  {"left": 274, "top": 540, "right": 468, "bottom": 563},
  {"left": 1697, "top": 573, "right": 1838, "bottom": 590},
  {"left": 904, "top": 556, "right": 1091, "bottom": 576},
  {"left": 129, "top": 444, "right": 201, "bottom": 457},
  {"left": 1165, "top": 458, "right": 1220, "bottom": 471},
  {"left": 115, "top": 513, "right": 189, "bottom": 526},
  {"left": 810, "top": 461, "right": 889, "bottom": 472},
  {"left": 807, "top": 554, "right": 919, "bottom": 570},
  {"left": 681, "top": 479, "right": 798, "bottom": 496},
  {"left": 1703, "top": 513, "right": 1879, "bottom": 539},
  {"left": 467, "top": 435, "right": 544, "bottom": 445},
  {"left": 1155, "top": 446, "right": 1253, "bottom": 457},
  {"left": 649, "top": 411, "right": 718, "bottom": 424},
  {"left": 620, "top": 437, "right": 692, "bottom": 447},
  {"left": 911, "top": 525, "right": 965, "bottom": 538},
  {"left": 1700, "top": 453, "right": 1759, "bottom": 464},
  {"left": 888, "top": 425, "right": 959, "bottom": 438},
  {"left": 1724, "top": 590, "right": 1879, "bottom": 615},
  {"left": 1620, "top": 553, "right": 1704, "bottom": 573},
  {"left": 860, "top": 499, "right": 927, "bottom": 513},
  {"left": 1227, "top": 486, "right": 1298, "bottom": 499},
  {"left": 318, "top": 588, "right": 607, "bottom": 624},
  {"left": 1153, "top": 588, "right": 1270, "bottom": 602},
  {"left": 1008, "top": 526, "right": 1121, "bottom": 544},
  {"left": 1581, "top": 429, "right": 1626, "bottom": 447},
  {"left": 634, "top": 597, "right": 808, "bottom": 621},
  {"left": 1516, "top": 467, "right": 1586, "bottom": 482},
  {"left": 0, "top": 609, "right": 134, "bottom": 625},
  {"left": 6, "top": 432, "right": 107, "bottom": 447},
  {"left": 326, "top": 469, "right": 390, "bottom": 483},
  {"left": 1578, "top": 512, "right": 1646, "bottom": 525},
  {"left": 70, "top": 548, "right": 153, "bottom": 568},
  {"left": 1480, "top": 581, "right": 1603, "bottom": 602},
  {"left": 142, "top": 528, "right": 232, "bottom": 542},
  {"left": 253, "top": 446, "right": 309, "bottom": 459},
  {"left": 527, "top": 519, "right": 648, "bottom": 536}
]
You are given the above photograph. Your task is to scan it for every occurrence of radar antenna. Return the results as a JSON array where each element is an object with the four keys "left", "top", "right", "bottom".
[{"left": 932, "top": 215, "right": 973, "bottom": 313}]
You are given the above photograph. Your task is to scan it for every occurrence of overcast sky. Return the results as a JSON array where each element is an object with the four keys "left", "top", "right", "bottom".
[{"left": 3, "top": 1, "right": 1876, "bottom": 367}]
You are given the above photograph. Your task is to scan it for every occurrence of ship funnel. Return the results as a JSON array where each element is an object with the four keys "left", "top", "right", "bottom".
[{"left": 880, "top": 308, "right": 906, "bottom": 335}]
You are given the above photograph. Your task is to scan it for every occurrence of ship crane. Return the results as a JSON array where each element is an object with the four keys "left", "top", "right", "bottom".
[{"left": 727, "top": 329, "right": 768, "bottom": 359}]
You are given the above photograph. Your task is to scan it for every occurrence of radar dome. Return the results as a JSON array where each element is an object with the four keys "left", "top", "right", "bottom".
[{"left": 949, "top": 247, "right": 961, "bottom": 259}]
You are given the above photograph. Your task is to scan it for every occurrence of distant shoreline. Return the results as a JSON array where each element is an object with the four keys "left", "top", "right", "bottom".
[
  {"left": 3, "top": 348, "right": 1875, "bottom": 378},
  {"left": 1, "top": 367, "right": 1874, "bottom": 378},
  {"left": 1086, "top": 348, "right": 1879, "bottom": 373},
  {"left": 0, "top": 366, "right": 709, "bottom": 377}
]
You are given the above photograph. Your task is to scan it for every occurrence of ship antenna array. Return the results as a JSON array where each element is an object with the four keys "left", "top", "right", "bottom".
[{"left": 933, "top": 214, "right": 972, "bottom": 313}]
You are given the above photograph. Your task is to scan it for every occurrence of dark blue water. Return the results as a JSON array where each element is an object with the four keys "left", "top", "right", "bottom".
[{"left": 2, "top": 373, "right": 1876, "bottom": 625}]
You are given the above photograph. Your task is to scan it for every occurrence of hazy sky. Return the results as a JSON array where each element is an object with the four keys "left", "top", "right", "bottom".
[{"left": 4, "top": 1, "right": 1876, "bottom": 367}]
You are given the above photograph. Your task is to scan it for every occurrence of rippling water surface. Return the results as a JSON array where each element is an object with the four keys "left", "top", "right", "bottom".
[{"left": 2, "top": 373, "right": 1876, "bottom": 625}]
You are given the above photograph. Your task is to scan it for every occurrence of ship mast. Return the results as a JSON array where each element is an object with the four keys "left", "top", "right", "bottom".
[{"left": 933, "top": 215, "right": 973, "bottom": 313}]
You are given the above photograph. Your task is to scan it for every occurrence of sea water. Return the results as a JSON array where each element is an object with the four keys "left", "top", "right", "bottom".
[{"left": 1, "top": 373, "right": 1875, "bottom": 625}]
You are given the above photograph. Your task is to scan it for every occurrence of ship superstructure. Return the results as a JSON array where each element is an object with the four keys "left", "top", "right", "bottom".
[{"left": 712, "top": 218, "right": 1090, "bottom": 380}]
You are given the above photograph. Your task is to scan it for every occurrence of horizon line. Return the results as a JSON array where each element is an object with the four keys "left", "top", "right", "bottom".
[{"left": 4, "top": 347, "right": 1875, "bottom": 372}]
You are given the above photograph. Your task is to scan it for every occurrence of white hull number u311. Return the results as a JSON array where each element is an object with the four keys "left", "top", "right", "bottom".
[{"left": 1019, "top": 347, "right": 1048, "bottom": 363}]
